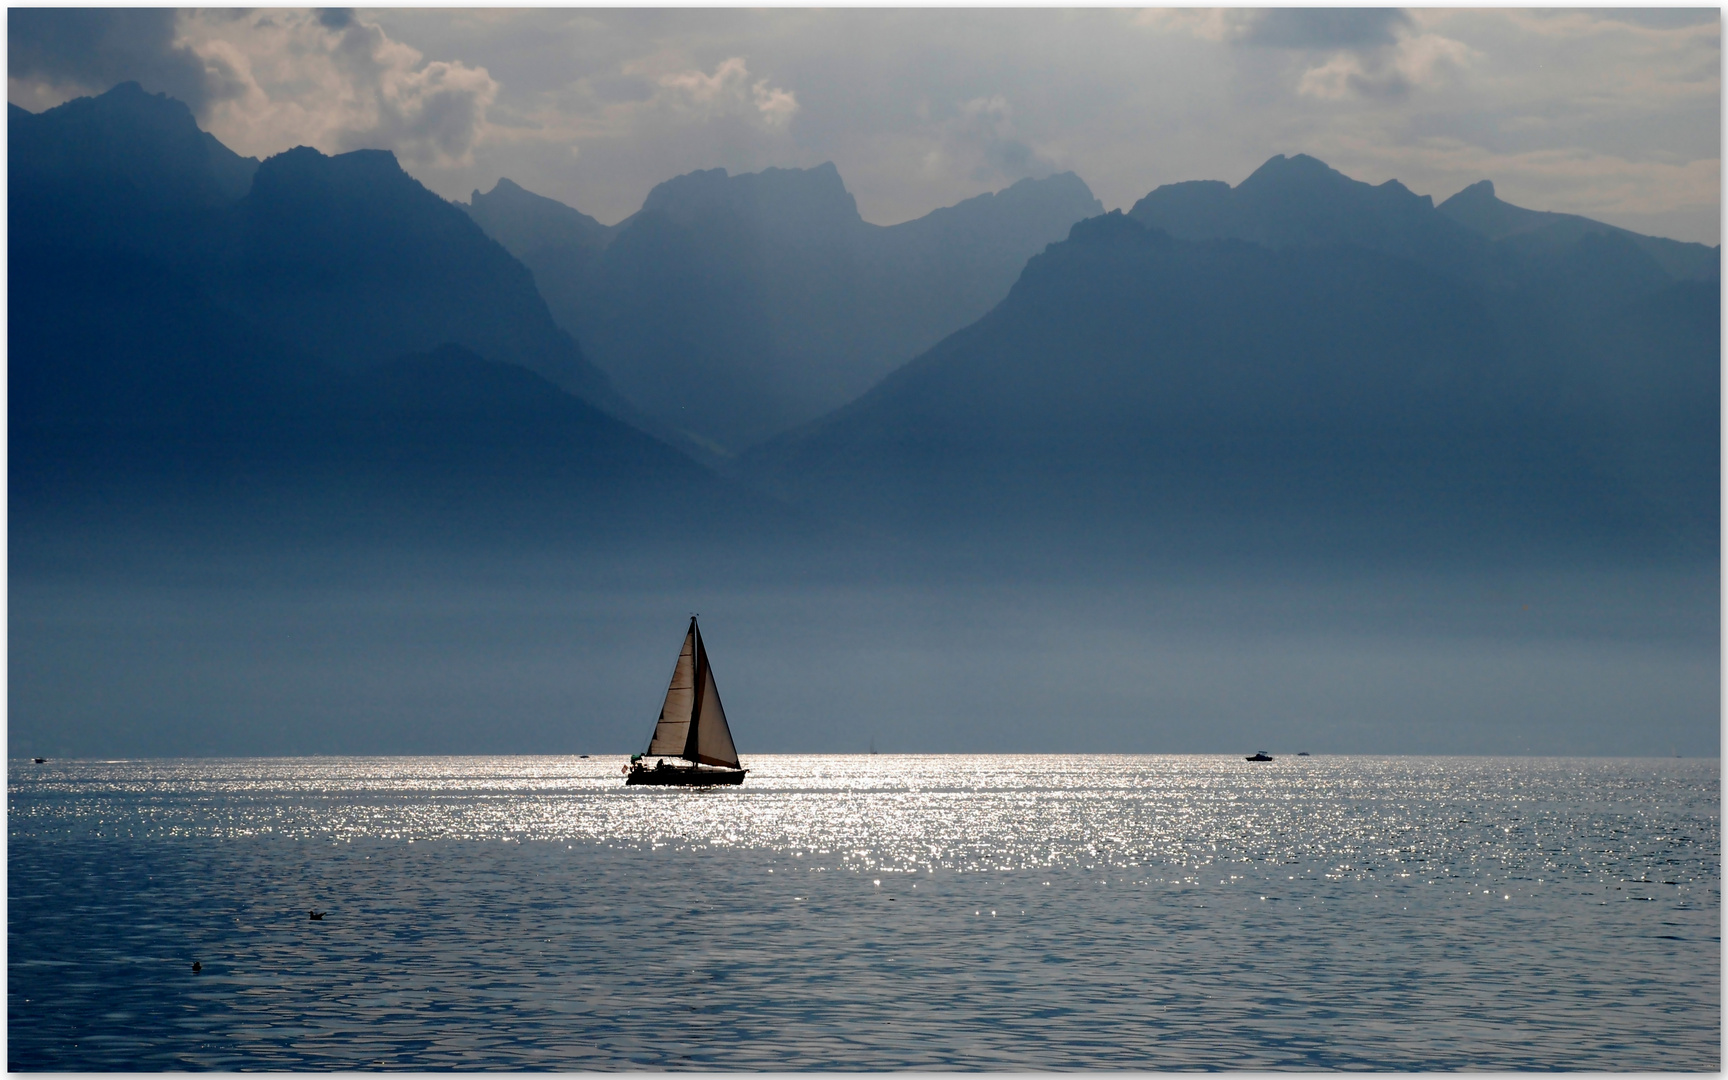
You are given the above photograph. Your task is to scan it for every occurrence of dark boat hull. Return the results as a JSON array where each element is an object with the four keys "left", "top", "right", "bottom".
[{"left": 626, "top": 763, "right": 747, "bottom": 787}]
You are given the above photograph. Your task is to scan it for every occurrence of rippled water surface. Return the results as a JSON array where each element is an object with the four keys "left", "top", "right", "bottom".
[{"left": 9, "top": 755, "right": 1720, "bottom": 1069}]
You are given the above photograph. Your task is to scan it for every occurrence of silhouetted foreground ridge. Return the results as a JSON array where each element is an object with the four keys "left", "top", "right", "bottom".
[
  {"left": 10, "top": 83, "right": 760, "bottom": 554},
  {"left": 745, "top": 157, "right": 1717, "bottom": 566}
]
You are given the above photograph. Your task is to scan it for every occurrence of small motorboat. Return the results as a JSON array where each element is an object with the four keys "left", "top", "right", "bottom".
[{"left": 1245, "top": 751, "right": 1274, "bottom": 762}]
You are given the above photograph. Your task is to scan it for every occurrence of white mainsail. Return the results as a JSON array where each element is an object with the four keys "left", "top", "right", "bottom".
[
  {"left": 645, "top": 624, "right": 696, "bottom": 757},
  {"left": 643, "top": 617, "right": 742, "bottom": 770}
]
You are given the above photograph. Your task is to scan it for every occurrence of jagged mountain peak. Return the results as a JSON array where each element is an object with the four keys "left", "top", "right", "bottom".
[
  {"left": 1448, "top": 178, "right": 1498, "bottom": 203},
  {"left": 46, "top": 79, "right": 197, "bottom": 126},
  {"left": 11, "top": 80, "right": 259, "bottom": 206},
  {"left": 995, "top": 171, "right": 1097, "bottom": 202},
  {"left": 241, "top": 145, "right": 479, "bottom": 259},
  {"left": 464, "top": 176, "right": 612, "bottom": 260},
  {"left": 915, "top": 172, "right": 1104, "bottom": 231},
  {"left": 1064, "top": 208, "right": 1165, "bottom": 247},
  {"left": 1238, "top": 151, "right": 1341, "bottom": 185},
  {"left": 639, "top": 161, "right": 861, "bottom": 229},
  {"left": 1128, "top": 152, "right": 1483, "bottom": 279},
  {"left": 1437, "top": 175, "right": 1720, "bottom": 282},
  {"left": 1222, "top": 153, "right": 1429, "bottom": 212},
  {"left": 254, "top": 145, "right": 407, "bottom": 189}
]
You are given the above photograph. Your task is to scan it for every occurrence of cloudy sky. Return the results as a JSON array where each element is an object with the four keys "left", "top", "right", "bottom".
[{"left": 8, "top": 7, "right": 1721, "bottom": 242}]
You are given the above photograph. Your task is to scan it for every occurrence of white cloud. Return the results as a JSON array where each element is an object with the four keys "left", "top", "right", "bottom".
[
  {"left": 935, "top": 94, "right": 1061, "bottom": 184},
  {"left": 176, "top": 10, "right": 499, "bottom": 168},
  {"left": 1141, "top": 8, "right": 1476, "bottom": 103},
  {"left": 1296, "top": 31, "right": 1477, "bottom": 101},
  {"left": 655, "top": 57, "right": 799, "bottom": 129},
  {"left": 752, "top": 79, "right": 799, "bottom": 128}
]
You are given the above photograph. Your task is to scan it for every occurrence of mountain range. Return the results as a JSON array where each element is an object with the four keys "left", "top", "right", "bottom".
[
  {"left": 465, "top": 164, "right": 1103, "bottom": 451},
  {"left": 9, "top": 83, "right": 1718, "bottom": 574},
  {"left": 745, "top": 155, "right": 1717, "bottom": 566},
  {"left": 10, "top": 83, "right": 747, "bottom": 559}
]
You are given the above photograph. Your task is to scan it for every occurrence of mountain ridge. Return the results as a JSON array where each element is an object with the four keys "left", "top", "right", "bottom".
[
  {"left": 1438, "top": 178, "right": 1719, "bottom": 283},
  {"left": 11, "top": 86, "right": 1716, "bottom": 573},
  {"left": 463, "top": 164, "right": 1105, "bottom": 451},
  {"left": 11, "top": 83, "right": 761, "bottom": 556},
  {"left": 741, "top": 193, "right": 1716, "bottom": 566}
]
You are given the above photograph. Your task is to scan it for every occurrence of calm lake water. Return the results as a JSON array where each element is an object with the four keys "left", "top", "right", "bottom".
[{"left": 9, "top": 754, "right": 1719, "bottom": 1070}]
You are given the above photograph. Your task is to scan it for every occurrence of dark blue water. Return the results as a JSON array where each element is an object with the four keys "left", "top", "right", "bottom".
[{"left": 9, "top": 755, "right": 1720, "bottom": 1069}]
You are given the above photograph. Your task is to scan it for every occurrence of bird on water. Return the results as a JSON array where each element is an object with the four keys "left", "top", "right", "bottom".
[{"left": 309, "top": 910, "right": 326, "bottom": 920}]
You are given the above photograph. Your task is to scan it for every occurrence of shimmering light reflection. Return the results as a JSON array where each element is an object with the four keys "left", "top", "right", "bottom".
[
  {"left": 12, "top": 754, "right": 1719, "bottom": 884},
  {"left": 8, "top": 755, "right": 1719, "bottom": 1070}
]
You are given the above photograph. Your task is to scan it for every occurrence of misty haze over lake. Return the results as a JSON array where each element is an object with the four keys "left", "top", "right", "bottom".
[{"left": 7, "top": 11, "right": 1718, "bottom": 760}]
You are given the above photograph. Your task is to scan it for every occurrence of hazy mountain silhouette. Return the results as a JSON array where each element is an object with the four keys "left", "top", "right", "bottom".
[
  {"left": 463, "top": 165, "right": 1103, "bottom": 452},
  {"left": 12, "top": 84, "right": 640, "bottom": 415},
  {"left": 228, "top": 145, "right": 638, "bottom": 418},
  {"left": 13, "top": 83, "right": 300, "bottom": 461},
  {"left": 745, "top": 161, "right": 1717, "bottom": 567},
  {"left": 1130, "top": 153, "right": 1494, "bottom": 283},
  {"left": 465, "top": 176, "right": 616, "bottom": 257},
  {"left": 12, "top": 88, "right": 1713, "bottom": 570},
  {"left": 10, "top": 81, "right": 256, "bottom": 259},
  {"left": 462, "top": 178, "right": 624, "bottom": 370},
  {"left": 11, "top": 84, "right": 764, "bottom": 557},
  {"left": 1439, "top": 179, "right": 1719, "bottom": 283},
  {"left": 14, "top": 332, "right": 759, "bottom": 563}
]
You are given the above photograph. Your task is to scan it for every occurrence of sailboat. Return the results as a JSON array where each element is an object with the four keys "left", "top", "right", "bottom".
[{"left": 625, "top": 616, "right": 748, "bottom": 786}]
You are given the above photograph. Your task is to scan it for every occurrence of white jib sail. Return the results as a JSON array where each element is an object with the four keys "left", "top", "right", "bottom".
[{"left": 691, "top": 635, "right": 740, "bottom": 768}]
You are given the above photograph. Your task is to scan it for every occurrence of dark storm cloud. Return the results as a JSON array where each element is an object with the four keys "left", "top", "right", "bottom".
[
  {"left": 1232, "top": 9, "right": 1414, "bottom": 51},
  {"left": 8, "top": 8, "right": 241, "bottom": 114}
]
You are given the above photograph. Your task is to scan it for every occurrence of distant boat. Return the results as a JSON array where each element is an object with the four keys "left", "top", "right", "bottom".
[
  {"left": 1296, "top": 751, "right": 1310, "bottom": 757},
  {"left": 625, "top": 616, "right": 747, "bottom": 787},
  {"left": 1245, "top": 751, "right": 1274, "bottom": 762},
  {"left": 31, "top": 758, "right": 46, "bottom": 764}
]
